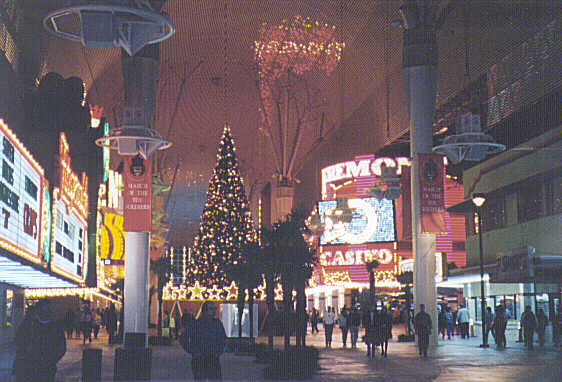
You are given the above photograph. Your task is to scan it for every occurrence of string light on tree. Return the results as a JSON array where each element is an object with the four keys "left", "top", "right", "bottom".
[{"left": 186, "top": 125, "right": 257, "bottom": 289}]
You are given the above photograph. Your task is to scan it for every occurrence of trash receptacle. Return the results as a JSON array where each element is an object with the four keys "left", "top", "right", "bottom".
[{"left": 82, "top": 348, "right": 102, "bottom": 381}]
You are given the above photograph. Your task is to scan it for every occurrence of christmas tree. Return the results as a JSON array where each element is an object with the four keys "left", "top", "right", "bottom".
[{"left": 187, "top": 125, "right": 257, "bottom": 290}]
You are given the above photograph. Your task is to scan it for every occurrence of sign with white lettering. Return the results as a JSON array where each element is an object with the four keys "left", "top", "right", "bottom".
[
  {"left": 321, "top": 157, "right": 410, "bottom": 199},
  {"left": 123, "top": 155, "right": 152, "bottom": 232},
  {"left": 0, "top": 119, "right": 45, "bottom": 265},
  {"left": 51, "top": 193, "right": 87, "bottom": 283},
  {"left": 51, "top": 133, "right": 88, "bottom": 283}
]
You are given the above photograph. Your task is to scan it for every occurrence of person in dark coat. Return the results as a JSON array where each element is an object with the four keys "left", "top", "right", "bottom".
[
  {"left": 64, "top": 309, "right": 75, "bottom": 339},
  {"left": 185, "top": 301, "right": 227, "bottom": 380},
  {"left": 380, "top": 307, "right": 393, "bottom": 357},
  {"left": 349, "top": 306, "right": 361, "bottom": 348},
  {"left": 536, "top": 308, "right": 547, "bottom": 348},
  {"left": 414, "top": 304, "right": 432, "bottom": 358},
  {"left": 12, "top": 300, "right": 66, "bottom": 382},
  {"left": 310, "top": 308, "right": 319, "bottom": 334},
  {"left": 105, "top": 304, "right": 118, "bottom": 344},
  {"left": 438, "top": 307, "right": 447, "bottom": 340},
  {"left": 363, "top": 307, "right": 380, "bottom": 358},
  {"left": 520, "top": 305, "right": 537, "bottom": 350},
  {"left": 492, "top": 305, "right": 507, "bottom": 349}
]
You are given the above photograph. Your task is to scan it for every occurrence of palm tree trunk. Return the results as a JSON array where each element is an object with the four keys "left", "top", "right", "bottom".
[
  {"left": 265, "top": 274, "right": 275, "bottom": 351},
  {"left": 157, "top": 278, "right": 164, "bottom": 336},
  {"left": 248, "top": 287, "right": 254, "bottom": 340},
  {"left": 237, "top": 286, "right": 245, "bottom": 338},
  {"left": 295, "top": 278, "right": 306, "bottom": 348},
  {"left": 282, "top": 272, "right": 293, "bottom": 351}
]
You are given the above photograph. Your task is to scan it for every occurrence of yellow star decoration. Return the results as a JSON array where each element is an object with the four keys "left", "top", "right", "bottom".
[
  {"left": 188, "top": 281, "right": 205, "bottom": 300},
  {"left": 225, "top": 281, "right": 238, "bottom": 300},
  {"left": 255, "top": 284, "right": 266, "bottom": 300},
  {"left": 208, "top": 285, "right": 223, "bottom": 301}
]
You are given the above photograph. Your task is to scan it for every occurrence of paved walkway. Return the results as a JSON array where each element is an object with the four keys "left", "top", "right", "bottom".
[{"left": 1, "top": 326, "right": 560, "bottom": 381}]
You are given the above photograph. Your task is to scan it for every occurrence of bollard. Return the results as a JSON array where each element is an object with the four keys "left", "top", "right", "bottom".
[{"left": 82, "top": 348, "right": 102, "bottom": 381}]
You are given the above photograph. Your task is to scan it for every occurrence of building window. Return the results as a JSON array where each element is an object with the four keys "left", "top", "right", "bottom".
[
  {"left": 518, "top": 182, "right": 545, "bottom": 222},
  {"left": 55, "top": 241, "right": 62, "bottom": 255},
  {"left": 63, "top": 247, "right": 74, "bottom": 262},
  {"left": 481, "top": 196, "right": 506, "bottom": 232}
]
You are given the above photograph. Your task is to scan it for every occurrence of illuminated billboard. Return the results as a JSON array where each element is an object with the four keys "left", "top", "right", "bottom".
[
  {"left": 0, "top": 119, "right": 46, "bottom": 265},
  {"left": 50, "top": 133, "right": 88, "bottom": 284},
  {"left": 318, "top": 197, "right": 395, "bottom": 245}
]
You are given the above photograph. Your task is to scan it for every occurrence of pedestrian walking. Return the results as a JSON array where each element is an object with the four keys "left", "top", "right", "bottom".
[
  {"left": 554, "top": 303, "right": 561, "bottom": 348},
  {"left": 12, "top": 300, "right": 66, "bottom": 382},
  {"left": 380, "top": 306, "right": 393, "bottom": 357},
  {"left": 64, "top": 308, "right": 75, "bottom": 339},
  {"left": 456, "top": 304, "right": 470, "bottom": 339},
  {"left": 520, "top": 305, "right": 537, "bottom": 350},
  {"left": 336, "top": 306, "right": 349, "bottom": 348},
  {"left": 492, "top": 305, "right": 507, "bottom": 349},
  {"left": 323, "top": 306, "right": 336, "bottom": 348},
  {"left": 363, "top": 307, "right": 380, "bottom": 358},
  {"left": 349, "top": 306, "right": 361, "bottom": 348},
  {"left": 163, "top": 311, "right": 171, "bottom": 338},
  {"left": 536, "top": 308, "right": 547, "bottom": 348},
  {"left": 181, "top": 301, "right": 227, "bottom": 380},
  {"left": 105, "top": 304, "right": 118, "bottom": 344},
  {"left": 414, "top": 304, "right": 432, "bottom": 358},
  {"left": 438, "top": 307, "right": 447, "bottom": 340},
  {"left": 310, "top": 308, "right": 319, "bottom": 334},
  {"left": 80, "top": 304, "right": 93, "bottom": 344},
  {"left": 91, "top": 309, "right": 100, "bottom": 339},
  {"left": 445, "top": 307, "right": 454, "bottom": 340}
]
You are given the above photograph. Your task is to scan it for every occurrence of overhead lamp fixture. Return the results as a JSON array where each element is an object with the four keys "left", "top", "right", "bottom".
[{"left": 43, "top": 1, "right": 175, "bottom": 56}]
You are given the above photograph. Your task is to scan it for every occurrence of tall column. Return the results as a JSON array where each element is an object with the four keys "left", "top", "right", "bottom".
[
  {"left": 402, "top": 2, "right": 439, "bottom": 346},
  {"left": 123, "top": 232, "right": 150, "bottom": 336}
]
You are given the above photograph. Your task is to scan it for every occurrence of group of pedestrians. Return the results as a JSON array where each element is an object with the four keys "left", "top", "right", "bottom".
[{"left": 64, "top": 303, "right": 120, "bottom": 345}]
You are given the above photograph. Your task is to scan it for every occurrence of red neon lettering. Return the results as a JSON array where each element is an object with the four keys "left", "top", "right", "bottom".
[
  {"left": 2, "top": 208, "right": 9, "bottom": 228},
  {"left": 23, "top": 203, "right": 38, "bottom": 238}
]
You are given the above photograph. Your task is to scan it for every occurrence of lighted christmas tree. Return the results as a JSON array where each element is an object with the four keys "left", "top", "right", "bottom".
[{"left": 187, "top": 125, "right": 257, "bottom": 291}]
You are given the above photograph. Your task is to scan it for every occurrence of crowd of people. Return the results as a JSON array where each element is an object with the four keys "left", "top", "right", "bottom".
[{"left": 11, "top": 298, "right": 562, "bottom": 381}]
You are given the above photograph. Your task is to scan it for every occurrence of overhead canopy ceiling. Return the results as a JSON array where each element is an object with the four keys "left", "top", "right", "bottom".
[{"left": 32, "top": 0, "right": 557, "bottom": 244}]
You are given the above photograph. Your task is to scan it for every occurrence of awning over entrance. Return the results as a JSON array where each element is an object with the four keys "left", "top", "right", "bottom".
[{"left": 0, "top": 256, "right": 76, "bottom": 288}]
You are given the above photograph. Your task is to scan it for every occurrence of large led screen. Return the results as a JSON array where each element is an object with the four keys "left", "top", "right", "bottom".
[{"left": 318, "top": 198, "right": 395, "bottom": 245}]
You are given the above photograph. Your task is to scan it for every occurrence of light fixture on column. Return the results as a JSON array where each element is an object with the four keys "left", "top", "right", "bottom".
[
  {"left": 95, "top": 123, "right": 171, "bottom": 160},
  {"left": 472, "top": 192, "right": 489, "bottom": 348},
  {"left": 433, "top": 113, "right": 505, "bottom": 164},
  {"left": 43, "top": 0, "right": 175, "bottom": 56}
]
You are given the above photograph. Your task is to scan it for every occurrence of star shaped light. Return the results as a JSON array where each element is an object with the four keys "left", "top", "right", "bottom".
[
  {"left": 208, "top": 285, "right": 223, "bottom": 301},
  {"left": 226, "top": 281, "right": 238, "bottom": 300},
  {"left": 188, "top": 281, "right": 205, "bottom": 300}
]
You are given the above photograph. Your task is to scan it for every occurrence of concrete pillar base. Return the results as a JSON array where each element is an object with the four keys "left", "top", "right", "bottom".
[{"left": 114, "top": 340, "right": 151, "bottom": 381}]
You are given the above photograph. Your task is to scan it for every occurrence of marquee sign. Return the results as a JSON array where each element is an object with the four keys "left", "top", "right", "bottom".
[
  {"left": 51, "top": 133, "right": 88, "bottom": 283},
  {"left": 318, "top": 197, "right": 395, "bottom": 245},
  {"left": 0, "top": 119, "right": 45, "bottom": 265},
  {"left": 319, "top": 245, "right": 395, "bottom": 267},
  {"left": 321, "top": 157, "right": 410, "bottom": 199}
]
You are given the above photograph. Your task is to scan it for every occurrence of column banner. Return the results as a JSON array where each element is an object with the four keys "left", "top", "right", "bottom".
[
  {"left": 418, "top": 154, "right": 446, "bottom": 233},
  {"left": 123, "top": 155, "right": 152, "bottom": 232}
]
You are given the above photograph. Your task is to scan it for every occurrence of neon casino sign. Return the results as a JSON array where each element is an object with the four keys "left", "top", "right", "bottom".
[
  {"left": 59, "top": 133, "right": 88, "bottom": 221},
  {"left": 320, "top": 247, "right": 394, "bottom": 266},
  {"left": 321, "top": 157, "right": 410, "bottom": 199}
]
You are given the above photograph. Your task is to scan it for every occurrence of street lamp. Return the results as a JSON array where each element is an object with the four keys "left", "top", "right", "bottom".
[{"left": 472, "top": 192, "right": 489, "bottom": 348}]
